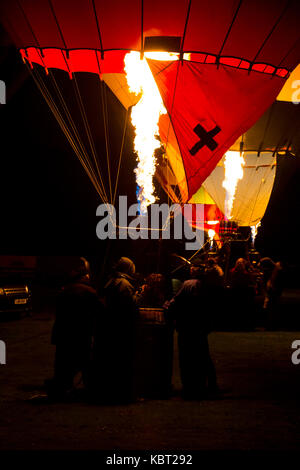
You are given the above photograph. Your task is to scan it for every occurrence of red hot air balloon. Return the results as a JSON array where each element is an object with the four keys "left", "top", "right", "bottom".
[{"left": 1, "top": 0, "right": 299, "bottom": 207}]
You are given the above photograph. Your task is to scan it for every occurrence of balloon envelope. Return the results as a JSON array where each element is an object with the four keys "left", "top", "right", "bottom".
[{"left": 1, "top": 0, "right": 299, "bottom": 206}]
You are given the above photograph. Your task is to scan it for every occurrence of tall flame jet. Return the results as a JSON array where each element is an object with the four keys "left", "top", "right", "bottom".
[
  {"left": 222, "top": 151, "right": 245, "bottom": 220},
  {"left": 124, "top": 52, "right": 166, "bottom": 214},
  {"left": 124, "top": 52, "right": 189, "bottom": 214}
]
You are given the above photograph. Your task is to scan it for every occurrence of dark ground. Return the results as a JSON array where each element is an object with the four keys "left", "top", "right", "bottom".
[{"left": 1, "top": 293, "right": 300, "bottom": 452}]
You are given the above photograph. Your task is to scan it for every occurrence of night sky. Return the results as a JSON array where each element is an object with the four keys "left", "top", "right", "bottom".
[{"left": 1, "top": 26, "right": 300, "bottom": 271}]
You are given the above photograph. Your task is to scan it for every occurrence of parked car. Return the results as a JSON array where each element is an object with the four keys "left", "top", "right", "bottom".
[{"left": 0, "top": 278, "right": 32, "bottom": 315}]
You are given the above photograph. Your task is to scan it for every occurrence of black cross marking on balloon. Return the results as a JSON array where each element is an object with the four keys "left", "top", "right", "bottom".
[{"left": 189, "top": 124, "right": 221, "bottom": 156}]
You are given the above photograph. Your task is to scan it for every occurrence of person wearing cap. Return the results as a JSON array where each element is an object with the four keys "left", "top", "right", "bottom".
[
  {"left": 47, "top": 257, "right": 102, "bottom": 401},
  {"left": 92, "top": 257, "right": 139, "bottom": 404},
  {"left": 165, "top": 265, "right": 218, "bottom": 400}
]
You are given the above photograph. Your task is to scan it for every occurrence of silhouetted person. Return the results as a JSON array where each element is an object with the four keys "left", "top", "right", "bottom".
[
  {"left": 47, "top": 257, "right": 101, "bottom": 401},
  {"left": 258, "top": 257, "right": 276, "bottom": 289},
  {"left": 92, "top": 257, "right": 139, "bottom": 403},
  {"left": 230, "top": 258, "right": 253, "bottom": 289},
  {"left": 136, "top": 273, "right": 167, "bottom": 307},
  {"left": 204, "top": 257, "right": 224, "bottom": 288},
  {"left": 165, "top": 266, "right": 218, "bottom": 400},
  {"left": 203, "top": 257, "right": 224, "bottom": 328},
  {"left": 228, "top": 257, "right": 255, "bottom": 329},
  {"left": 262, "top": 260, "right": 284, "bottom": 329}
]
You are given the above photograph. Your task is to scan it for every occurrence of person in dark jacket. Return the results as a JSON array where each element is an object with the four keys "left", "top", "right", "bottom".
[
  {"left": 260, "top": 259, "right": 284, "bottom": 329},
  {"left": 92, "top": 257, "right": 139, "bottom": 403},
  {"left": 165, "top": 266, "right": 218, "bottom": 400},
  {"left": 228, "top": 257, "right": 256, "bottom": 329},
  {"left": 47, "top": 257, "right": 101, "bottom": 401},
  {"left": 136, "top": 273, "right": 167, "bottom": 307}
]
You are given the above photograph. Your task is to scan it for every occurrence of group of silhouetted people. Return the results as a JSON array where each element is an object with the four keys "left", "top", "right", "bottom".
[
  {"left": 45, "top": 253, "right": 284, "bottom": 404},
  {"left": 47, "top": 257, "right": 139, "bottom": 404}
]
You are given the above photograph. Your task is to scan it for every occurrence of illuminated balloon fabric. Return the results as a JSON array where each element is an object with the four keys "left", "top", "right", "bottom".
[
  {"left": 202, "top": 152, "right": 275, "bottom": 227},
  {"left": 103, "top": 52, "right": 300, "bottom": 110},
  {"left": 230, "top": 101, "right": 300, "bottom": 157},
  {"left": 87, "top": 63, "right": 300, "bottom": 210},
  {"left": 103, "top": 65, "right": 300, "bottom": 206},
  {"left": 185, "top": 97, "right": 300, "bottom": 229},
  {"left": 1, "top": 0, "right": 300, "bottom": 201},
  {"left": 201, "top": 100, "right": 300, "bottom": 227},
  {"left": 2, "top": 1, "right": 299, "bottom": 72},
  {"left": 147, "top": 58, "right": 285, "bottom": 199},
  {"left": 185, "top": 186, "right": 224, "bottom": 233},
  {"left": 277, "top": 64, "right": 300, "bottom": 103}
]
